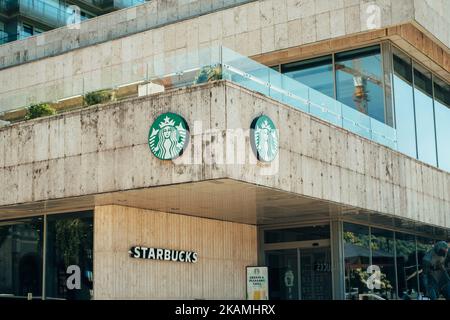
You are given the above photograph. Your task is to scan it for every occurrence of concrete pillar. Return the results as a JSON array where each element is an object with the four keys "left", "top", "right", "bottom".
[{"left": 331, "top": 219, "right": 345, "bottom": 300}]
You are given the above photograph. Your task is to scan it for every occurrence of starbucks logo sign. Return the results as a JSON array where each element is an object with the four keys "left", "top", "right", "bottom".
[
  {"left": 148, "top": 112, "right": 189, "bottom": 160},
  {"left": 251, "top": 115, "right": 279, "bottom": 162}
]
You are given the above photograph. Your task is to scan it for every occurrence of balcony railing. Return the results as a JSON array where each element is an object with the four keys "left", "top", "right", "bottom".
[
  {"left": 0, "top": 46, "right": 397, "bottom": 150},
  {"left": 76, "top": 0, "right": 145, "bottom": 10}
]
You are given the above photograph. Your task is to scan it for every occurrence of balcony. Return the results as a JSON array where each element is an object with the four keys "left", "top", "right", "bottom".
[
  {"left": 0, "top": 0, "right": 81, "bottom": 27},
  {"left": 73, "top": 0, "right": 145, "bottom": 11},
  {"left": 0, "top": 46, "right": 397, "bottom": 152}
]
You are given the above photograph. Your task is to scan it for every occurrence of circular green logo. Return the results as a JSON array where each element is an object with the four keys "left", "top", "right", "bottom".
[
  {"left": 148, "top": 112, "right": 189, "bottom": 160},
  {"left": 250, "top": 115, "right": 279, "bottom": 162}
]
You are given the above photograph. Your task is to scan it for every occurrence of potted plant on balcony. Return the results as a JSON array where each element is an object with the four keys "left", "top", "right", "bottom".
[
  {"left": 25, "top": 103, "right": 56, "bottom": 120},
  {"left": 194, "top": 64, "right": 222, "bottom": 84},
  {"left": 83, "top": 89, "right": 115, "bottom": 106}
]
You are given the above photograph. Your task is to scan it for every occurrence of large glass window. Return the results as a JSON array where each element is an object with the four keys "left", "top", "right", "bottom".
[
  {"left": 395, "top": 232, "right": 419, "bottom": 299},
  {"left": 413, "top": 66, "right": 437, "bottom": 166},
  {"left": 0, "top": 217, "right": 43, "bottom": 299},
  {"left": 0, "top": 211, "right": 93, "bottom": 300},
  {"left": 45, "top": 212, "right": 93, "bottom": 300},
  {"left": 335, "top": 46, "right": 385, "bottom": 123},
  {"left": 434, "top": 78, "right": 450, "bottom": 172},
  {"left": 370, "top": 228, "right": 397, "bottom": 299},
  {"left": 393, "top": 49, "right": 417, "bottom": 158},
  {"left": 416, "top": 236, "right": 435, "bottom": 298},
  {"left": 343, "top": 223, "right": 371, "bottom": 300},
  {"left": 281, "top": 55, "right": 334, "bottom": 99}
]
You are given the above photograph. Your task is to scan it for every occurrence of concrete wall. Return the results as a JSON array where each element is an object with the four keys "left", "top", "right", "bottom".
[
  {"left": 2, "top": 0, "right": 449, "bottom": 113},
  {"left": 0, "top": 0, "right": 255, "bottom": 69},
  {"left": 1, "top": 81, "right": 449, "bottom": 228},
  {"left": 413, "top": 0, "right": 450, "bottom": 48},
  {"left": 94, "top": 205, "right": 257, "bottom": 299}
]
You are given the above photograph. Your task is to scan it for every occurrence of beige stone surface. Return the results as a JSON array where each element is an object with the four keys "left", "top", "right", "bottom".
[
  {"left": 1, "top": 81, "right": 449, "bottom": 228},
  {"left": 94, "top": 204, "right": 257, "bottom": 299},
  {"left": 0, "top": 0, "right": 449, "bottom": 114}
]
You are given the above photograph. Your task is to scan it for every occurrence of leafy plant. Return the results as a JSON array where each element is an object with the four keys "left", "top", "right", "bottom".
[
  {"left": 194, "top": 64, "right": 222, "bottom": 84},
  {"left": 25, "top": 103, "right": 56, "bottom": 120},
  {"left": 55, "top": 219, "right": 87, "bottom": 266},
  {"left": 84, "top": 89, "right": 113, "bottom": 106}
]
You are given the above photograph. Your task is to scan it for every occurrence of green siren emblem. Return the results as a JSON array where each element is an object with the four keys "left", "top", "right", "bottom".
[
  {"left": 251, "top": 115, "right": 279, "bottom": 162},
  {"left": 148, "top": 112, "right": 189, "bottom": 160}
]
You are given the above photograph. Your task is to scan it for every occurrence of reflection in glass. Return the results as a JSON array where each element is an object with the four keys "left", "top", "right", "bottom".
[
  {"left": 416, "top": 236, "right": 435, "bottom": 298},
  {"left": 0, "top": 217, "right": 43, "bottom": 298},
  {"left": 335, "top": 46, "right": 385, "bottom": 123},
  {"left": 45, "top": 212, "right": 93, "bottom": 300},
  {"left": 266, "top": 250, "right": 298, "bottom": 300},
  {"left": 281, "top": 55, "right": 334, "bottom": 98},
  {"left": 264, "top": 225, "right": 330, "bottom": 244},
  {"left": 395, "top": 232, "right": 419, "bottom": 299},
  {"left": 343, "top": 223, "right": 371, "bottom": 300},
  {"left": 434, "top": 79, "right": 450, "bottom": 172},
  {"left": 393, "top": 50, "right": 417, "bottom": 158},
  {"left": 370, "top": 228, "right": 397, "bottom": 299},
  {"left": 414, "top": 66, "right": 437, "bottom": 166}
]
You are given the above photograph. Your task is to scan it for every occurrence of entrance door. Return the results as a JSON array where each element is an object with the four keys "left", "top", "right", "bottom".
[{"left": 266, "top": 247, "right": 332, "bottom": 300}]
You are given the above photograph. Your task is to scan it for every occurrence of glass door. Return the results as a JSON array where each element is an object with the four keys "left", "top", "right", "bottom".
[
  {"left": 266, "top": 247, "right": 332, "bottom": 300},
  {"left": 300, "top": 248, "right": 332, "bottom": 300}
]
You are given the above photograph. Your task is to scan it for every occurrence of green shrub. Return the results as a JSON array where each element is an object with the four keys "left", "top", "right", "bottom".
[
  {"left": 194, "top": 65, "right": 222, "bottom": 84},
  {"left": 84, "top": 89, "right": 113, "bottom": 106},
  {"left": 25, "top": 103, "right": 56, "bottom": 120}
]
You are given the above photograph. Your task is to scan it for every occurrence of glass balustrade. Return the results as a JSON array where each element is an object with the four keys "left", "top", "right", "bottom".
[{"left": 0, "top": 46, "right": 402, "bottom": 156}]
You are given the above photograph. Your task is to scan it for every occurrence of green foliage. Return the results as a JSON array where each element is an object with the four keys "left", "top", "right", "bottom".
[
  {"left": 194, "top": 65, "right": 222, "bottom": 84},
  {"left": 84, "top": 89, "right": 113, "bottom": 106},
  {"left": 25, "top": 103, "right": 56, "bottom": 120},
  {"left": 55, "top": 219, "right": 88, "bottom": 266}
]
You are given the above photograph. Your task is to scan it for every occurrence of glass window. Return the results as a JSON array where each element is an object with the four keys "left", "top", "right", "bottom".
[
  {"left": 395, "top": 232, "right": 419, "bottom": 299},
  {"left": 370, "top": 228, "right": 397, "bottom": 299},
  {"left": 45, "top": 212, "right": 93, "bottom": 300},
  {"left": 393, "top": 49, "right": 417, "bottom": 158},
  {"left": 434, "top": 78, "right": 450, "bottom": 172},
  {"left": 281, "top": 55, "right": 334, "bottom": 98},
  {"left": 22, "top": 23, "right": 33, "bottom": 37},
  {"left": 264, "top": 225, "right": 330, "bottom": 244},
  {"left": 343, "top": 223, "right": 371, "bottom": 300},
  {"left": 265, "top": 249, "right": 298, "bottom": 300},
  {"left": 335, "top": 46, "right": 386, "bottom": 123},
  {"left": 413, "top": 66, "right": 437, "bottom": 166},
  {"left": 416, "top": 236, "right": 435, "bottom": 298},
  {"left": 0, "top": 217, "right": 43, "bottom": 299}
]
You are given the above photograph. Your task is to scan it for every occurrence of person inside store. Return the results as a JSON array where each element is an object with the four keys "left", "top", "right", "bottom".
[{"left": 422, "top": 241, "right": 450, "bottom": 300}]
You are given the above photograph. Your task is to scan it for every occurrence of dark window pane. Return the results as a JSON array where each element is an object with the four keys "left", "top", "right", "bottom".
[
  {"left": 266, "top": 249, "right": 298, "bottom": 300},
  {"left": 0, "top": 217, "right": 43, "bottom": 299},
  {"left": 416, "top": 236, "right": 435, "bottom": 297},
  {"left": 434, "top": 78, "right": 450, "bottom": 107},
  {"left": 281, "top": 55, "right": 334, "bottom": 98},
  {"left": 393, "top": 51, "right": 413, "bottom": 84},
  {"left": 45, "top": 211, "right": 93, "bottom": 300},
  {"left": 395, "top": 232, "right": 419, "bottom": 299},
  {"left": 335, "top": 46, "right": 386, "bottom": 123},
  {"left": 370, "top": 228, "right": 397, "bottom": 299},
  {"left": 343, "top": 223, "right": 371, "bottom": 300},
  {"left": 414, "top": 67, "right": 433, "bottom": 96},
  {"left": 264, "top": 225, "right": 330, "bottom": 244}
]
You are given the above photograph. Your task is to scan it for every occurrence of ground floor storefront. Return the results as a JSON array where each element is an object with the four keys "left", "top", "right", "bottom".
[{"left": 1, "top": 202, "right": 448, "bottom": 300}]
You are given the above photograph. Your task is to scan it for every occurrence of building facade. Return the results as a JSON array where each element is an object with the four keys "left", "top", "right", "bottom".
[
  {"left": 0, "top": 0, "right": 146, "bottom": 45},
  {"left": 0, "top": 0, "right": 449, "bottom": 300}
]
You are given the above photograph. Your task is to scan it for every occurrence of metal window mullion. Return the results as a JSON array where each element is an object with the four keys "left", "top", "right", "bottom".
[
  {"left": 393, "top": 231, "right": 399, "bottom": 299},
  {"left": 431, "top": 74, "right": 439, "bottom": 168},
  {"left": 41, "top": 212, "right": 47, "bottom": 300}
]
